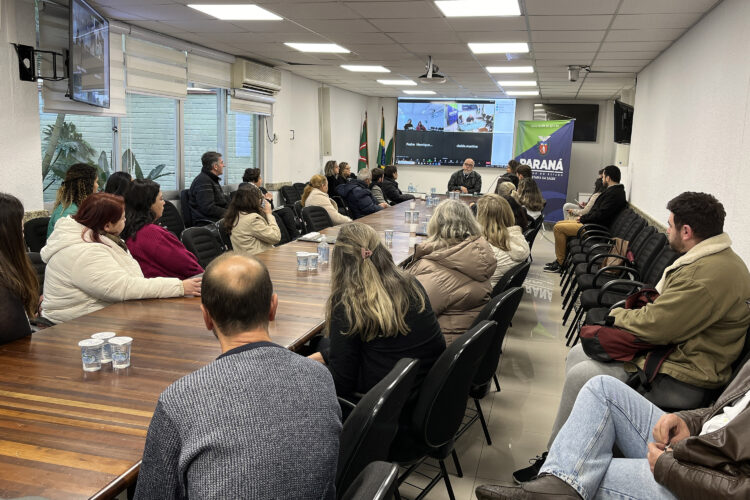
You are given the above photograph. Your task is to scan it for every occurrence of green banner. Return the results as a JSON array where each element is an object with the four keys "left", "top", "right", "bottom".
[{"left": 514, "top": 120, "right": 570, "bottom": 156}]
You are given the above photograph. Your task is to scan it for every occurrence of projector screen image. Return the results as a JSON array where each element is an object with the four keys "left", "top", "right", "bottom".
[{"left": 396, "top": 99, "right": 516, "bottom": 167}]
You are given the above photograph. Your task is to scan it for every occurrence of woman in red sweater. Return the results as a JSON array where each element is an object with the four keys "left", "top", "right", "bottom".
[{"left": 122, "top": 179, "right": 203, "bottom": 279}]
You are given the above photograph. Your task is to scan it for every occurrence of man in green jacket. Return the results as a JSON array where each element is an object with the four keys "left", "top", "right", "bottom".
[{"left": 512, "top": 191, "right": 750, "bottom": 484}]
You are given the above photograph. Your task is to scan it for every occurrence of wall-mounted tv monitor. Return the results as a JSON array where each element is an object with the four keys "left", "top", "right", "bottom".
[
  {"left": 395, "top": 98, "right": 516, "bottom": 167},
  {"left": 614, "top": 100, "right": 634, "bottom": 144},
  {"left": 69, "top": 0, "right": 110, "bottom": 108},
  {"left": 535, "top": 103, "right": 599, "bottom": 142}
]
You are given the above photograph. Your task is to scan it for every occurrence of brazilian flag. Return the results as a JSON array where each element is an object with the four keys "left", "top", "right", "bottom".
[{"left": 377, "top": 108, "right": 386, "bottom": 168}]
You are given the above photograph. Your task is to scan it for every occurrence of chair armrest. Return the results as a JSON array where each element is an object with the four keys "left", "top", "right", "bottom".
[
  {"left": 584, "top": 240, "right": 617, "bottom": 260},
  {"left": 586, "top": 253, "right": 629, "bottom": 273},
  {"left": 597, "top": 279, "right": 646, "bottom": 304},
  {"left": 608, "top": 300, "right": 627, "bottom": 313},
  {"left": 593, "top": 266, "right": 638, "bottom": 288},
  {"left": 577, "top": 223, "right": 609, "bottom": 238}
]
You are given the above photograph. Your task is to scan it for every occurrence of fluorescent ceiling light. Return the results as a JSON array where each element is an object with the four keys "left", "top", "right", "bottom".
[
  {"left": 506, "top": 90, "right": 539, "bottom": 96},
  {"left": 285, "top": 43, "right": 349, "bottom": 53},
  {"left": 403, "top": 90, "right": 436, "bottom": 95},
  {"left": 341, "top": 65, "right": 390, "bottom": 73},
  {"left": 377, "top": 79, "right": 417, "bottom": 86},
  {"left": 188, "top": 4, "right": 282, "bottom": 20},
  {"left": 534, "top": 103, "right": 543, "bottom": 107},
  {"left": 468, "top": 43, "right": 529, "bottom": 54},
  {"left": 487, "top": 66, "right": 534, "bottom": 73},
  {"left": 435, "top": 0, "right": 520, "bottom": 17},
  {"left": 498, "top": 80, "right": 537, "bottom": 87}
]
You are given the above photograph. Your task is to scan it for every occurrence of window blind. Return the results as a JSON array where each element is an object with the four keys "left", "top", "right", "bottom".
[
  {"left": 229, "top": 89, "right": 274, "bottom": 116},
  {"left": 125, "top": 36, "right": 187, "bottom": 98},
  {"left": 187, "top": 54, "right": 232, "bottom": 89}
]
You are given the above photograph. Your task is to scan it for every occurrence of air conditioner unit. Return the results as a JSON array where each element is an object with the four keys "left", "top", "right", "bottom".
[{"left": 231, "top": 59, "right": 282, "bottom": 95}]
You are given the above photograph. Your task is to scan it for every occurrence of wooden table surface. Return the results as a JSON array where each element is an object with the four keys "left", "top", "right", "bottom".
[{"left": 0, "top": 199, "right": 437, "bottom": 499}]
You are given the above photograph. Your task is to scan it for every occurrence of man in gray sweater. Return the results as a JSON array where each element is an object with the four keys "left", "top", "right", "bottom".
[{"left": 135, "top": 253, "right": 342, "bottom": 499}]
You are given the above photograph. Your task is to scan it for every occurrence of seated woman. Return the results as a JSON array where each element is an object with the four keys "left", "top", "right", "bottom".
[
  {"left": 121, "top": 179, "right": 203, "bottom": 279},
  {"left": 324, "top": 160, "right": 345, "bottom": 196},
  {"left": 515, "top": 178, "right": 546, "bottom": 218},
  {"left": 239, "top": 168, "right": 274, "bottom": 209},
  {"left": 301, "top": 175, "right": 352, "bottom": 225},
  {"left": 339, "top": 162, "right": 356, "bottom": 181},
  {"left": 370, "top": 168, "right": 388, "bottom": 205},
  {"left": 0, "top": 193, "right": 40, "bottom": 344},
  {"left": 495, "top": 180, "right": 516, "bottom": 197},
  {"left": 503, "top": 194, "right": 530, "bottom": 230},
  {"left": 564, "top": 177, "right": 604, "bottom": 220},
  {"left": 405, "top": 199, "right": 496, "bottom": 340},
  {"left": 47, "top": 163, "right": 98, "bottom": 238},
  {"left": 476, "top": 194, "right": 530, "bottom": 288},
  {"left": 310, "top": 222, "right": 445, "bottom": 400},
  {"left": 40, "top": 193, "right": 201, "bottom": 324},
  {"left": 224, "top": 185, "right": 281, "bottom": 255},
  {"left": 104, "top": 171, "right": 132, "bottom": 197}
]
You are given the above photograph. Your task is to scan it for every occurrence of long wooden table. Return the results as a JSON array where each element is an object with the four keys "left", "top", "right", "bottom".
[{"left": 0, "top": 197, "right": 450, "bottom": 499}]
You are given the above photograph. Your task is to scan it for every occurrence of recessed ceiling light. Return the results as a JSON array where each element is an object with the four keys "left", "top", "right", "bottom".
[
  {"left": 435, "top": 0, "right": 520, "bottom": 17},
  {"left": 188, "top": 4, "right": 281, "bottom": 20},
  {"left": 341, "top": 65, "right": 390, "bottom": 73},
  {"left": 486, "top": 66, "right": 534, "bottom": 74},
  {"left": 284, "top": 43, "right": 349, "bottom": 53},
  {"left": 468, "top": 43, "right": 529, "bottom": 54},
  {"left": 377, "top": 79, "right": 417, "bottom": 86},
  {"left": 403, "top": 90, "right": 436, "bottom": 95},
  {"left": 498, "top": 80, "right": 537, "bottom": 87},
  {"left": 534, "top": 103, "right": 543, "bottom": 107},
  {"left": 506, "top": 90, "right": 539, "bottom": 96}
]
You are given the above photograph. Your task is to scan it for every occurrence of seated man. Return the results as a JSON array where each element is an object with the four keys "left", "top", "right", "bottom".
[
  {"left": 336, "top": 168, "right": 388, "bottom": 219},
  {"left": 381, "top": 165, "right": 415, "bottom": 204},
  {"left": 476, "top": 372, "right": 750, "bottom": 499},
  {"left": 544, "top": 165, "right": 626, "bottom": 273},
  {"left": 448, "top": 158, "right": 482, "bottom": 194},
  {"left": 189, "top": 151, "right": 231, "bottom": 223},
  {"left": 514, "top": 191, "right": 750, "bottom": 483},
  {"left": 135, "top": 253, "right": 342, "bottom": 499}
]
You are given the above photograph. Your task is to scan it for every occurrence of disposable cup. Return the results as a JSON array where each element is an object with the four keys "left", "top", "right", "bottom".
[
  {"left": 411, "top": 211, "right": 420, "bottom": 223},
  {"left": 404, "top": 210, "right": 413, "bottom": 223},
  {"left": 307, "top": 252, "right": 319, "bottom": 270},
  {"left": 91, "top": 331, "right": 116, "bottom": 363},
  {"left": 110, "top": 336, "right": 133, "bottom": 369},
  {"left": 296, "top": 252, "right": 309, "bottom": 271},
  {"left": 384, "top": 230, "right": 394, "bottom": 245},
  {"left": 431, "top": 187, "right": 437, "bottom": 194},
  {"left": 409, "top": 200, "right": 416, "bottom": 210},
  {"left": 78, "top": 339, "right": 104, "bottom": 372}
]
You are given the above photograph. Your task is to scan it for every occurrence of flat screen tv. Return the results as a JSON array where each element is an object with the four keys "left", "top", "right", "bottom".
[
  {"left": 69, "top": 0, "right": 110, "bottom": 108},
  {"left": 614, "top": 100, "right": 634, "bottom": 144},
  {"left": 536, "top": 103, "right": 599, "bottom": 142}
]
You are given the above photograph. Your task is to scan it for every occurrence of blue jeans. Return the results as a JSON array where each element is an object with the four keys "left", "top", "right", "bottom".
[{"left": 541, "top": 375, "right": 678, "bottom": 500}]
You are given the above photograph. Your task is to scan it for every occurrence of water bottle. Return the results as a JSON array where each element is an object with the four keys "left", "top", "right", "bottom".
[
  {"left": 408, "top": 182, "right": 415, "bottom": 193},
  {"left": 317, "top": 236, "right": 329, "bottom": 264}
]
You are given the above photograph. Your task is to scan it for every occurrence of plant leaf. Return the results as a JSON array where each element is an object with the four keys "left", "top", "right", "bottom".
[{"left": 147, "top": 164, "right": 166, "bottom": 180}]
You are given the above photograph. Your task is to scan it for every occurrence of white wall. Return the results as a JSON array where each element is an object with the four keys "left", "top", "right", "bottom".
[
  {"left": 0, "top": 0, "right": 43, "bottom": 210},
  {"left": 629, "top": 0, "right": 750, "bottom": 260}
]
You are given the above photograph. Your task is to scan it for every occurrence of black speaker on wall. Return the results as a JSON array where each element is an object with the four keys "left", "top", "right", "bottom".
[{"left": 15, "top": 44, "right": 36, "bottom": 82}]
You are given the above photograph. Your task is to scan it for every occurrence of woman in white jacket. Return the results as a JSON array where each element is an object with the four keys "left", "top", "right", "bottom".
[
  {"left": 301, "top": 175, "right": 352, "bottom": 225},
  {"left": 224, "top": 184, "right": 281, "bottom": 255},
  {"left": 476, "top": 194, "right": 530, "bottom": 288},
  {"left": 41, "top": 193, "right": 201, "bottom": 324}
]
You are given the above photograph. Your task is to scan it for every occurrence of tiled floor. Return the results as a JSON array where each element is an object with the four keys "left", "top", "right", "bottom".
[{"left": 402, "top": 227, "right": 570, "bottom": 500}]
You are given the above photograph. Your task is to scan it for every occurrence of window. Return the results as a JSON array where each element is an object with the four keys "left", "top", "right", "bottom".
[
  {"left": 120, "top": 93, "right": 179, "bottom": 191},
  {"left": 226, "top": 97, "right": 259, "bottom": 185},
  {"left": 184, "top": 90, "right": 219, "bottom": 187}
]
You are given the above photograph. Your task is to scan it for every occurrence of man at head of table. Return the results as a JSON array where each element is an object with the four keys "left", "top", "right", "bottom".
[
  {"left": 448, "top": 158, "right": 482, "bottom": 195},
  {"left": 135, "top": 252, "right": 342, "bottom": 499}
]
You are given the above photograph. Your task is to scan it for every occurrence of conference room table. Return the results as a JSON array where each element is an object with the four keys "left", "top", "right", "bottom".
[{"left": 0, "top": 194, "right": 478, "bottom": 499}]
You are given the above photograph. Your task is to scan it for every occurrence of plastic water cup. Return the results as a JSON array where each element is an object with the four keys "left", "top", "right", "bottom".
[
  {"left": 420, "top": 221, "right": 428, "bottom": 234},
  {"left": 384, "top": 230, "right": 394, "bottom": 246},
  {"left": 431, "top": 187, "right": 437, "bottom": 194},
  {"left": 411, "top": 211, "right": 420, "bottom": 223},
  {"left": 78, "top": 339, "right": 104, "bottom": 372},
  {"left": 296, "top": 252, "right": 309, "bottom": 271},
  {"left": 404, "top": 210, "right": 413, "bottom": 223},
  {"left": 307, "top": 252, "right": 319, "bottom": 270},
  {"left": 409, "top": 200, "right": 416, "bottom": 210},
  {"left": 91, "top": 331, "right": 116, "bottom": 363},
  {"left": 110, "top": 336, "right": 133, "bottom": 369}
]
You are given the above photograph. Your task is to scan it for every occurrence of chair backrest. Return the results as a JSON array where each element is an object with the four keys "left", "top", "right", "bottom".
[
  {"left": 280, "top": 185, "right": 301, "bottom": 206},
  {"left": 333, "top": 195, "right": 351, "bottom": 217},
  {"left": 726, "top": 326, "right": 750, "bottom": 388},
  {"left": 273, "top": 212, "right": 292, "bottom": 245},
  {"left": 181, "top": 226, "right": 224, "bottom": 268},
  {"left": 642, "top": 244, "right": 679, "bottom": 286},
  {"left": 215, "top": 221, "right": 233, "bottom": 251},
  {"left": 302, "top": 205, "right": 334, "bottom": 233},
  {"left": 28, "top": 252, "right": 45, "bottom": 295},
  {"left": 179, "top": 189, "right": 194, "bottom": 228},
  {"left": 628, "top": 225, "right": 656, "bottom": 256},
  {"left": 24, "top": 217, "right": 50, "bottom": 252},
  {"left": 340, "top": 462, "right": 399, "bottom": 500},
  {"left": 633, "top": 231, "right": 667, "bottom": 274},
  {"left": 609, "top": 208, "right": 635, "bottom": 233},
  {"left": 470, "top": 288, "right": 525, "bottom": 395},
  {"left": 337, "top": 358, "right": 419, "bottom": 496},
  {"left": 158, "top": 200, "right": 185, "bottom": 238},
  {"left": 273, "top": 207, "right": 300, "bottom": 240},
  {"left": 618, "top": 216, "right": 646, "bottom": 242},
  {"left": 491, "top": 258, "right": 530, "bottom": 297},
  {"left": 407, "top": 320, "right": 497, "bottom": 449},
  {"left": 293, "top": 182, "right": 307, "bottom": 199}
]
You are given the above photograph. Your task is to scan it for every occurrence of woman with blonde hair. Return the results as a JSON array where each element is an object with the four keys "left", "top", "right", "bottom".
[
  {"left": 223, "top": 184, "right": 281, "bottom": 255},
  {"left": 301, "top": 175, "right": 352, "bottom": 225},
  {"left": 515, "top": 178, "right": 546, "bottom": 218},
  {"left": 405, "top": 199, "right": 496, "bottom": 339},
  {"left": 47, "top": 163, "right": 99, "bottom": 238},
  {"left": 476, "top": 194, "right": 530, "bottom": 288},
  {"left": 495, "top": 180, "right": 517, "bottom": 197},
  {"left": 310, "top": 222, "right": 445, "bottom": 399},
  {"left": 324, "top": 160, "right": 345, "bottom": 195}
]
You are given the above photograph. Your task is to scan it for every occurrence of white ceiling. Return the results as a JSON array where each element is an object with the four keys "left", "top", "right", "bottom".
[{"left": 89, "top": 0, "right": 722, "bottom": 100}]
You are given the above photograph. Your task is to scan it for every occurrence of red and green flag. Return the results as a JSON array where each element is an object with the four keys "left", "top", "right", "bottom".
[{"left": 358, "top": 112, "right": 368, "bottom": 171}]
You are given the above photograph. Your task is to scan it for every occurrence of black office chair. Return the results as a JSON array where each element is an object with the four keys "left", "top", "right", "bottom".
[
  {"left": 273, "top": 212, "right": 292, "bottom": 245},
  {"left": 24, "top": 217, "right": 50, "bottom": 252},
  {"left": 280, "top": 185, "right": 301, "bottom": 206},
  {"left": 293, "top": 182, "right": 307, "bottom": 199},
  {"left": 274, "top": 206, "right": 302, "bottom": 240},
  {"left": 179, "top": 189, "right": 194, "bottom": 228},
  {"left": 293, "top": 200, "right": 303, "bottom": 219},
  {"left": 158, "top": 200, "right": 185, "bottom": 238},
  {"left": 491, "top": 258, "right": 531, "bottom": 297},
  {"left": 216, "top": 221, "right": 233, "bottom": 251},
  {"left": 341, "top": 462, "right": 399, "bottom": 500},
  {"left": 388, "top": 320, "right": 497, "bottom": 500},
  {"left": 28, "top": 252, "right": 45, "bottom": 295},
  {"left": 336, "top": 358, "right": 419, "bottom": 497},
  {"left": 181, "top": 226, "right": 224, "bottom": 268},
  {"left": 302, "top": 206, "right": 333, "bottom": 233},
  {"left": 457, "top": 287, "right": 525, "bottom": 445},
  {"left": 333, "top": 195, "right": 351, "bottom": 218}
]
